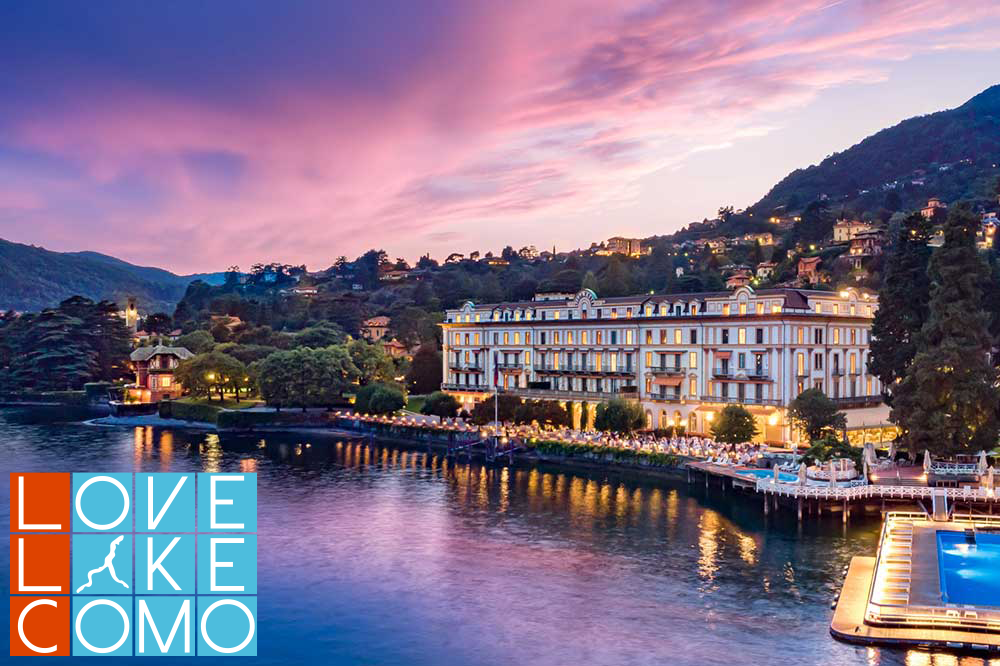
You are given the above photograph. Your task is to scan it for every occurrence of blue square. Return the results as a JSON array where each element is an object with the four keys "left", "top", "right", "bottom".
[
  {"left": 73, "top": 473, "right": 133, "bottom": 533},
  {"left": 197, "top": 474, "right": 256, "bottom": 532},
  {"left": 72, "top": 596, "right": 133, "bottom": 656},
  {"left": 136, "top": 535, "right": 195, "bottom": 594},
  {"left": 136, "top": 473, "right": 195, "bottom": 533},
  {"left": 73, "top": 534, "right": 133, "bottom": 595},
  {"left": 197, "top": 597, "right": 257, "bottom": 656},
  {"left": 136, "top": 597, "right": 195, "bottom": 656},
  {"left": 197, "top": 535, "right": 257, "bottom": 595}
]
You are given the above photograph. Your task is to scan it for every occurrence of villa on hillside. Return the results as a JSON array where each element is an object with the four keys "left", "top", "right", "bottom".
[
  {"left": 362, "top": 316, "right": 391, "bottom": 342},
  {"left": 127, "top": 345, "right": 194, "bottom": 403},
  {"left": 797, "top": 256, "right": 823, "bottom": 284},
  {"left": 832, "top": 219, "right": 871, "bottom": 243}
]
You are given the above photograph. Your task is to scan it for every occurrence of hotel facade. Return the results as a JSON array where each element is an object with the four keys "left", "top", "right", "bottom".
[{"left": 441, "top": 287, "right": 892, "bottom": 444}]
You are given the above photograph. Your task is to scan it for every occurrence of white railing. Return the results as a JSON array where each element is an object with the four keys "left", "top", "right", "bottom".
[
  {"left": 755, "top": 478, "right": 999, "bottom": 502},
  {"left": 930, "top": 462, "right": 981, "bottom": 476}
]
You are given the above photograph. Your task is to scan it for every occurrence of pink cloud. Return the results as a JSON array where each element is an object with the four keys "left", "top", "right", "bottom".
[{"left": 2, "top": 0, "right": 999, "bottom": 271}]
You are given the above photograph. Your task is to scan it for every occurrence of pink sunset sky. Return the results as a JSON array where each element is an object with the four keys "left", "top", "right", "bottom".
[{"left": 1, "top": 0, "right": 999, "bottom": 273}]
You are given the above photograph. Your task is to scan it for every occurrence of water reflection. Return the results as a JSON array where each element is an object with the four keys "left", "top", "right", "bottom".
[{"left": 2, "top": 412, "right": 998, "bottom": 665}]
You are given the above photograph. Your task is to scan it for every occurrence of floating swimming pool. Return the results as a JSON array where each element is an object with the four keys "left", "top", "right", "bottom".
[
  {"left": 937, "top": 530, "right": 1000, "bottom": 607},
  {"left": 737, "top": 469, "right": 799, "bottom": 483}
]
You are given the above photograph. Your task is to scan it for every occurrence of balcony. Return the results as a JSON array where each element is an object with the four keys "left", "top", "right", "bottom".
[
  {"left": 831, "top": 368, "right": 844, "bottom": 376},
  {"left": 648, "top": 365, "right": 684, "bottom": 375},
  {"left": 699, "top": 395, "right": 782, "bottom": 406},
  {"left": 712, "top": 367, "right": 733, "bottom": 378},
  {"left": 649, "top": 392, "right": 683, "bottom": 403},
  {"left": 745, "top": 369, "right": 770, "bottom": 380},
  {"left": 449, "top": 363, "right": 484, "bottom": 372},
  {"left": 506, "top": 386, "right": 634, "bottom": 401},
  {"left": 442, "top": 383, "right": 490, "bottom": 392},
  {"left": 831, "top": 395, "right": 882, "bottom": 408}
]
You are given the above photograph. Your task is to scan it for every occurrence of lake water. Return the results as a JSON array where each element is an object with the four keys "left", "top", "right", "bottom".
[{"left": 2, "top": 406, "right": 995, "bottom": 665}]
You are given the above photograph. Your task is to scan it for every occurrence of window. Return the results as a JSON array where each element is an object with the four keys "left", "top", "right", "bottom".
[
  {"left": 723, "top": 304, "right": 731, "bottom": 316},
  {"left": 566, "top": 332, "right": 572, "bottom": 344},
  {"left": 581, "top": 331, "right": 587, "bottom": 344},
  {"left": 646, "top": 330, "right": 653, "bottom": 344},
  {"left": 160, "top": 376, "right": 172, "bottom": 388},
  {"left": 645, "top": 351, "right": 652, "bottom": 366},
  {"left": 756, "top": 302, "right": 764, "bottom": 315},
  {"left": 690, "top": 329, "right": 698, "bottom": 344},
  {"left": 674, "top": 329, "right": 682, "bottom": 345},
  {"left": 524, "top": 332, "right": 530, "bottom": 344},
  {"left": 833, "top": 328, "right": 840, "bottom": 344},
  {"left": 596, "top": 331, "right": 603, "bottom": 344},
  {"left": 554, "top": 311, "right": 560, "bottom": 320},
  {"left": 721, "top": 329, "right": 730, "bottom": 344},
  {"left": 797, "top": 327, "right": 804, "bottom": 344},
  {"left": 610, "top": 355, "right": 617, "bottom": 371},
  {"left": 739, "top": 303, "right": 747, "bottom": 315},
  {"left": 475, "top": 314, "right": 481, "bottom": 322},
  {"left": 797, "top": 353, "right": 805, "bottom": 375},
  {"left": 540, "top": 332, "right": 547, "bottom": 344},
  {"left": 625, "top": 330, "right": 634, "bottom": 344},
  {"left": 850, "top": 328, "right": 857, "bottom": 345},
  {"left": 814, "top": 353, "right": 823, "bottom": 369},
  {"left": 474, "top": 333, "right": 480, "bottom": 345},
  {"left": 660, "top": 329, "right": 667, "bottom": 344},
  {"left": 689, "top": 352, "right": 698, "bottom": 369},
  {"left": 755, "top": 328, "right": 764, "bottom": 344},
  {"left": 626, "top": 308, "right": 633, "bottom": 318},
  {"left": 738, "top": 328, "right": 746, "bottom": 345},
  {"left": 553, "top": 332, "right": 560, "bottom": 344},
  {"left": 525, "top": 351, "right": 531, "bottom": 365},
  {"left": 771, "top": 304, "right": 781, "bottom": 314},
  {"left": 814, "top": 328, "right": 823, "bottom": 345},
  {"left": 645, "top": 305, "right": 652, "bottom": 316},
  {"left": 503, "top": 332, "right": 509, "bottom": 344},
  {"left": 611, "top": 331, "right": 618, "bottom": 344},
  {"left": 850, "top": 354, "right": 857, "bottom": 374},
  {"left": 738, "top": 352, "right": 746, "bottom": 369},
  {"left": 689, "top": 378, "right": 697, "bottom": 396}
]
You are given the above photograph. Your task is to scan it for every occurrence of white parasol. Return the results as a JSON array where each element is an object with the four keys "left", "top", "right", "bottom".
[
  {"left": 923, "top": 450, "right": 932, "bottom": 474},
  {"left": 798, "top": 462, "right": 808, "bottom": 486}
]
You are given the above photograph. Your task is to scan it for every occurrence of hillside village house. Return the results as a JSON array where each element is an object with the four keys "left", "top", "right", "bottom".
[
  {"left": 921, "top": 197, "right": 948, "bottom": 221},
  {"left": 848, "top": 230, "right": 884, "bottom": 269},
  {"left": 361, "top": 316, "right": 391, "bottom": 342},
  {"left": 832, "top": 219, "right": 872, "bottom": 243},
  {"left": 797, "top": 256, "right": 823, "bottom": 284},
  {"left": 599, "top": 237, "right": 645, "bottom": 257},
  {"left": 440, "top": 287, "right": 888, "bottom": 446},
  {"left": 127, "top": 345, "right": 194, "bottom": 403},
  {"left": 755, "top": 261, "right": 777, "bottom": 279}
]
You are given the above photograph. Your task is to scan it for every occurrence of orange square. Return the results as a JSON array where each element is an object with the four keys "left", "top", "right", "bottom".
[
  {"left": 10, "top": 534, "right": 70, "bottom": 596},
  {"left": 10, "top": 473, "right": 71, "bottom": 533},
  {"left": 9, "top": 596, "right": 70, "bottom": 656}
]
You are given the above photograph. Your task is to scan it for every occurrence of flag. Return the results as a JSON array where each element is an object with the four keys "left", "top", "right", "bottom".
[{"left": 493, "top": 352, "right": 499, "bottom": 390}]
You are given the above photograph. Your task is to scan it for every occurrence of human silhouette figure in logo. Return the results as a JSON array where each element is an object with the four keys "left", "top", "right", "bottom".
[{"left": 76, "top": 535, "right": 129, "bottom": 592}]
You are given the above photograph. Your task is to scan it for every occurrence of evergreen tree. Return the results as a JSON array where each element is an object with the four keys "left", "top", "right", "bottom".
[
  {"left": 868, "top": 213, "right": 932, "bottom": 404},
  {"left": 892, "top": 205, "right": 1000, "bottom": 455}
]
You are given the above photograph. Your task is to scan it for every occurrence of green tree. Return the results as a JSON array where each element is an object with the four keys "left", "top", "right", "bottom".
[
  {"left": 174, "top": 351, "right": 247, "bottom": 402},
  {"left": 580, "top": 271, "right": 599, "bottom": 294},
  {"left": 346, "top": 338, "right": 394, "bottom": 385},
  {"left": 513, "top": 400, "right": 571, "bottom": 427},
  {"left": 469, "top": 394, "right": 522, "bottom": 425},
  {"left": 354, "top": 382, "right": 405, "bottom": 415},
  {"left": 788, "top": 388, "right": 847, "bottom": 442},
  {"left": 710, "top": 405, "right": 759, "bottom": 444},
  {"left": 420, "top": 391, "right": 460, "bottom": 421},
  {"left": 405, "top": 344, "right": 442, "bottom": 394},
  {"left": 143, "top": 312, "right": 174, "bottom": 334},
  {"left": 293, "top": 322, "right": 345, "bottom": 348},
  {"left": 599, "top": 257, "right": 630, "bottom": 297},
  {"left": 892, "top": 205, "right": 1000, "bottom": 455},
  {"left": 594, "top": 398, "right": 645, "bottom": 434},
  {"left": 869, "top": 213, "right": 932, "bottom": 404},
  {"left": 173, "top": 330, "right": 216, "bottom": 354}
]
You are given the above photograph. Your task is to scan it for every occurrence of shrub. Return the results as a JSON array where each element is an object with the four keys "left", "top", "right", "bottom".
[
  {"left": 420, "top": 391, "right": 461, "bottom": 420},
  {"left": 354, "top": 382, "right": 406, "bottom": 415},
  {"left": 160, "top": 401, "right": 221, "bottom": 424},
  {"left": 594, "top": 398, "right": 645, "bottom": 433}
]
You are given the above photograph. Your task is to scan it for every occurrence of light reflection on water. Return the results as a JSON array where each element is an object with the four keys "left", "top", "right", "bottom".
[{"left": 2, "top": 408, "right": 1000, "bottom": 666}]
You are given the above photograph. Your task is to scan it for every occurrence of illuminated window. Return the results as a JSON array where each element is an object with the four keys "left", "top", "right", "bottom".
[
  {"left": 596, "top": 331, "right": 602, "bottom": 344},
  {"left": 850, "top": 304, "right": 856, "bottom": 316},
  {"left": 723, "top": 304, "right": 731, "bottom": 316},
  {"left": 833, "top": 304, "right": 839, "bottom": 315},
  {"left": 645, "top": 351, "right": 652, "bottom": 366},
  {"left": 691, "top": 305, "right": 698, "bottom": 315},
  {"left": 503, "top": 332, "right": 509, "bottom": 344},
  {"left": 625, "top": 330, "right": 634, "bottom": 344},
  {"left": 610, "top": 355, "right": 618, "bottom": 371},
  {"left": 646, "top": 330, "right": 653, "bottom": 344},
  {"left": 674, "top": 329, "right": 681, "bottom": 345},
  {"left": 475, "top": 314, "right": 480, "bottom": 322},
  {"left": 797, "top": 353, "right": 805, "bottom": 375},
  {"left": 553, "top": 332, "right": 560, "bottom": 344},
  {"left": 739, "top": 303, "right": 747, "bottom": 315},
  {"left": 554, "top": 311, "right": 560, "bottom": 320},
  {"left": 660, "top": 304, "right": 668, "bottom": 315},
  {"left": 611, "top": 310, "right": 618, "bottom": 319},
  {"left": 738, "top": 328, "right": 746, "bottom": 345},
  {"left": 525, "top": 351, "right": 531, "bottom": 365},
  {"left": 850, "top": 354, "right": 857, "bottom": 374},
  {"left": 771, "top": 304, "right": 780, "bottom": 314},
  {"left": 833, "top": 328, "right": 840, "bottom": 344},
  {"left": 689, "top": 352, "right": 698, "bottom": 369},
  {"left": 689, "top": 378, "right": 697, "bottom": 396},
  {"left": 514, "top": 332, "right": 521, "bottom": 344},
  {"left": 626, "top": 308, "right": 633, "bottom": 318},
  {"left": 161, "top": 376, "right": 172, "bottom": 388},
  {"left": 581, "top": 331, "right": 588, "bottom": 344},
  {"left": 474, "top": 333, "right": 480, "bottom": 345},
  {"left": 645, "top": 305, "right": 652, "bottom": 316},
  {"left": 756, "top": 302, "right": 763, "bottom": 315}
]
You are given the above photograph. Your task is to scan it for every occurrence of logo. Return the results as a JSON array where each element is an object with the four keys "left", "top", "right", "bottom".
[{"left": 9, "top": 472, "right": 258, "bottom": 657}]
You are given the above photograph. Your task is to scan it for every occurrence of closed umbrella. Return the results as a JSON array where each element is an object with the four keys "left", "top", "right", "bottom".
[
  {"left": 887, "top": 441, "right": 896, "bottom": 461},
  {"left": 798, "top": 462, "right": 807, "bottom": 486},
  {"left": 773, "top": 464, "right": 781, "bottom": 483},
  {"left": 829, "top": 459, "right": 837, "bottom": 489},
  {"left": 987, "top": 466, "right": 995, "bottom": 493},
  {"left": 923, "top": 450, "right": 932, "bottom": 474},
  {"left": 979, "top": 450, "right": 988, "bottom": 476}
]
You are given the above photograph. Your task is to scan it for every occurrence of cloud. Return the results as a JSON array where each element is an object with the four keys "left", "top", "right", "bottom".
[{"left": 0, "top": 0, "right": 999, "bottom": 270}]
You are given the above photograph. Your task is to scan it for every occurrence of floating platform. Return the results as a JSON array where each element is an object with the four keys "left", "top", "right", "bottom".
[{"left": 831, "top": 513, "right": 1000, "bottom": 654}]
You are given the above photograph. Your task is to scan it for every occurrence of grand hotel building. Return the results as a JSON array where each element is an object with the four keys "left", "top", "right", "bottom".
[{"left": 440, "top": 287, "right": 893, "bottom": 444}]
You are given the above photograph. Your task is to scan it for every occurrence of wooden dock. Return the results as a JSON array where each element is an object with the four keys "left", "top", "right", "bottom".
[{"left": 831, "top": 556, "right": 1000, "bottom": 653}]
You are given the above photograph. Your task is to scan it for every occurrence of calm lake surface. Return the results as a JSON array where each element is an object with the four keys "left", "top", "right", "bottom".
[{"left": 1, "top": 406, "right": 995, "bottom": 666}]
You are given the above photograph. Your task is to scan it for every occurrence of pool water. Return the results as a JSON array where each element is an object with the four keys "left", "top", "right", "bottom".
[
  {"left": 738, "top": 469, "right": 799, "bottom": 483},
  {"left": 937, "top": 531, "right": 1000, "bottom": 606}
]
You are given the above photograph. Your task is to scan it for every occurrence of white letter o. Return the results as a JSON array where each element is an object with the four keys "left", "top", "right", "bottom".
[
  {"left": 200, "top": 599, "right": 255, "bottom": 654},
  {"left": 75, "top": 599, "right": 130, "bottom": 654},
  {"left": 75, "top": 476, "right": 130, "bottom": 530}
]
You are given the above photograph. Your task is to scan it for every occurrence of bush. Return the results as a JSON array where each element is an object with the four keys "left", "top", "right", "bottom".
[
  {"left": 83, "top": 382, "right": 113, "bottom": 402},
  {"left": 354, "top": 383, "right": 406, "bottom": 415},
  {"left": 711, "top": 405, "right": 759, "bottom": 444},
  {"left": 159, "top": 401, "right": 221, "bottom": 424},
  {"left": 530, "top": 440, "right": 684, "bottom": 467},
  {"left": 594, "top": 398, "right": 645, "bottom": 433},
  {"left": 420, "top": 391, "right": 461, "bottom": 420},
  {"left": 216, "top": 410, "right": 327, "bottom": 429}
]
